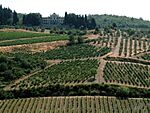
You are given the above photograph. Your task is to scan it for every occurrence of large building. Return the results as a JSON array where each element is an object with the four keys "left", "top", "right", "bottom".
[{"left": 41, "top": 13, "right": 64, "bottom": 28}]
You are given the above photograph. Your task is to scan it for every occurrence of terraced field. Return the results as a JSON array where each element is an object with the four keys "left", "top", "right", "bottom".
[
  {"left": 140, "top": 53, "right": 150, "bottom": 60},
  {"left": 103, "top": 61, "right": 150, "bottom": 87},
  {"left": 0, "top": 96, "right": 149, "bottom": 113},
  {"left": 0, "top": 29, "right": 150, "bottom": 112},
  {"left": 11, "top": 59, "right": 98, "bottom": 89},
  {"left": 0, "top": 35, "right": 68, "bottom": 46},
  {"left": 119, "top": 38, "right": 150, "bottom": 57},
  {"left": 0, "top": 30, "right": 51, "bottom": 41},
  {"left": 38, "top": 44, "right": 110, "bottom": 60},
  {"left": 89, "top": 36, "right": 119, "bottom": 50}
]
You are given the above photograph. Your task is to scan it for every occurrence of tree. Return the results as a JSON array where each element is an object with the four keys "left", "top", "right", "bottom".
[
  {"left": 23, "top": 13, "right": 42, "bottom": 26},
  {"left": 64, "top": 12, "right": 68, "bottom": 24},
  {"left": 69, "top": 35, "right": 76, "bottom": 45},
  {"left": 0, "top": 5, "right": 12, "bottom": 25},
  {"left": 88, "top": 18, "right": 96, "bottom": 29},
  {"left": 77, "top": 36, "right": 84, "bottom": 44},
  {"left": 13, "top": 10, "right": 19, "bottom": 25},
  {"left": 64, "top": 13, "right": 96, "bottom": 29}
]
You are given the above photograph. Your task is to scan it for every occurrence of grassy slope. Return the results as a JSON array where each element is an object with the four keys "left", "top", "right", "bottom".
[
  {"left": 90, "top": 14, "right": 150, "bottom": 28},
  {"left": 0, "top": 35, "right": 68, "bottom": 46},
  {"left": 0, "top": 30, "right": 51, "bottom": 41}
]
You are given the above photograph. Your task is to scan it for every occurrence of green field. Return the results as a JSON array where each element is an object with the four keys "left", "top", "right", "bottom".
[
  {"left": 103, "top": 62, "right": 150, "bottom": 87},
  {"left": 12, "top": 59, "right": 98, "bottom": 89},
  {"left": 0, "top": 30, "right": 51, "bottom": 41},
  {"left": 0, "top": 35, "right": 68, "bottom": 46},
  {"left": 0, "top": 96, "right": 149, "bottom": 113},
  {"left": 38, "top": 44, "right": 110, "bottom": 60}
]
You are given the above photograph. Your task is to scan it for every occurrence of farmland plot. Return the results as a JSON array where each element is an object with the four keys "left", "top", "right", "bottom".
[{"left": 0, "top": 96, "right": 149, "bottom": 113}]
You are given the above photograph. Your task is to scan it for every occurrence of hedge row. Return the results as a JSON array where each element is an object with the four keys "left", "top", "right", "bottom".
[{"left": 0, "top": 83, "right": 149, "bottom": 100}]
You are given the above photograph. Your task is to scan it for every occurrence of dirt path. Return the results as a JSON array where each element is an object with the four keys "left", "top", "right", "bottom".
[
  {"left": 96, "top": 58, "right": 106, "bottom": 83},
  {"left": 121, "top": 39, "right": 125, "bottom": 57},
  {"left": 136, "top": 40, "right": 140, "bottom": 54},
  {"left": 135, "top": 51, "right": 150, "bottom": 58},
  {"left": 127, "top": 38, "right": 130, "bottom": 57},
  {"left": 131, "top": 40, "right": 135, "bottom": 56},
  {"left": 3, "top": 61, "right": 60, "bottom": 91},
  {"left": 141, "top": 41, "right": 144, "bottom": 51},
  {"left": 146, "top": 41, "right": 149, "bottom": 51},
  {"left": 111, "top": 36, "right": 122, "bottom": 57}
]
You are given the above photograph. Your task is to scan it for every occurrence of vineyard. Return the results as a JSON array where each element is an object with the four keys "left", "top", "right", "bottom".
[
  {"left": 0, "top": 30, "right": 51, "bottom": 41},
  {"left": 0, "top": 28, "right": 150, "bottom": 112},
  {"left": 38, "top": 44, "right": 110, "bottom": 60},
  {"left": 140, "top": 53, "right": 150, "bottom": 60},
  {"left": 89, "top": 35, "right": 119, "bottom": 50},
  {"left": 0, "top": 35, "right": 68, "bottom": 46},
  {"left": 11, "top": 59, "right": 98, "bottom": 89},
  {"left": 118, "top": 37, "right": 150, "bottom": 57},
  {"left": 103, "top": 61, "right": 150, "bottom": 87},
  {"left": 0, "top": 52, "right": 46, "bottom": 88},
  {"left": 0, "top": 96, "right": 149, "bottom": 113}
]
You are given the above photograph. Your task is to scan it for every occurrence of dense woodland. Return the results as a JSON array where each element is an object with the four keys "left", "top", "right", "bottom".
[{"left": 0, "top": 5, "right": 18, "bottom": 25}]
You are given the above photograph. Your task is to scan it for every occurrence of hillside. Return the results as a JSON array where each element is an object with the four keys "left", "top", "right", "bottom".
[
  {"left": 89, "top": 14, "right": 150, "bottom": 28},
  {"left": 0, "top": 29, "right": 149, "bottom": 112}
]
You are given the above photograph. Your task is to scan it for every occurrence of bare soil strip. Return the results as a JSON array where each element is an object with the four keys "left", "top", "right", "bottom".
[
  {"left": 0, "top": 40, "right": 68, "bottom": 53},
  {"left": 146, "top": 41, "right": 149, "bottom": 51},
  {"left": 112, "top": 36, "right": 122, "bottom": 57},
  {"left": 131, "top": 40, "right": 135, "bottom": 56},
  {"left": 136, "top": 40, "right": 140, "bottom": 54},
  {"left": 141, "top": 41, "right": 144, "bottom": 51},
  {"left": 121, "top": 39, "right": 125, "bottom": 57},
  {"left": 96, "top": 58, "right": 106, "bottom": 83},
  {"left": 127, "top": 38, "right": 130, "bottom": 57}
]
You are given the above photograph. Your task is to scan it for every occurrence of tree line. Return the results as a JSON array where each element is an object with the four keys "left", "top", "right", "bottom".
[
  {"left": 0, "top": 5, "right": 18, "bottom": 25},
  {"left": 0, "top": 83, "right": 149, "bottom": 99},
  {"left": 0, "top": 5, "right": 97, "bottom": 29},
  {"left": 64, "top": 12, "right": 96, "bottom": 29}
]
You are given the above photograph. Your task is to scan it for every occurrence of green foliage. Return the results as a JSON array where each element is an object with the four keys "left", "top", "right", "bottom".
[
  {"left": 0, "top": 30, "right": 51, "bottom": 41},
  {"left": 0, "top": 5, "right": 13, "bottom": 25},
  {"left": 0, "top": 53, "right": 47, "bottom": 87},
  {"left": 90, "top": 14, "right": 150, "bottom": 28},
  {"left": 12, "top": 10, "right": 19, "bottom": 25},
  {"left": 77, "top": 36, "right": 84, "bottom": 44},
  {"left": 0, "top": 84, "right": 149, "bottom": 99},
  {"left": 38, "top": 44, "right": 110, "bottom": 60},
  {"left": 0, "top": 35, "right": 68, "bottom": 46},
  {"left": 104, "top": 62, "right": 150, "bottom": 87},
  {"left": 141, "top": 54, "right": 150, "bottom": 60},
  {"left": 69, "top": 35, "right": 76, "bottom": 44},
  {"left": 64, "top": 12, "right": 96, "bottom": 29},
  {"left": 16, "top": 59, "right": 98, "bottom": 88},
  {"left": 23, "top": 13, "right": 42, "bottom": 26},
  {"left": 104, "top": 56, "right": 150, "bottom": 65}
]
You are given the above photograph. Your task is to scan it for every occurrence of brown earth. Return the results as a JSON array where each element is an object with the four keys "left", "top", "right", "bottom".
[
  {"left": 84, "top": 34, "right": 100, "bottom": 39},
  {"left": 0, "top": 40, "right": 68, "bottom": 53}
]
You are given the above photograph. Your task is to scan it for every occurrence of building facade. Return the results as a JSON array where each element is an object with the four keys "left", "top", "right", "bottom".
[{"left": 41, "top": 13, "right": 64, "bottom": 28}]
